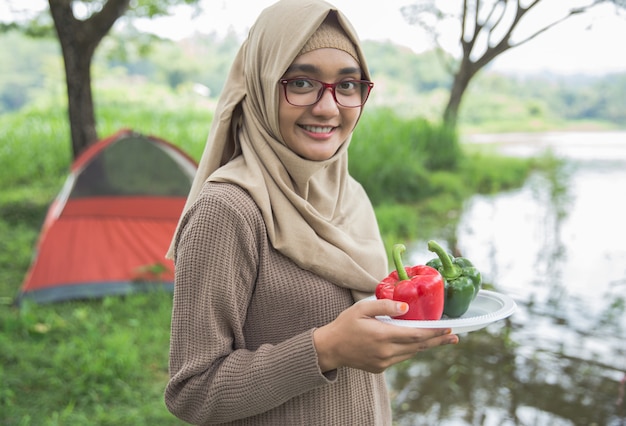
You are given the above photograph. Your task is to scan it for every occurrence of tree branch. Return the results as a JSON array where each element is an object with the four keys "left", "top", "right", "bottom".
[
  {"left": 81, "top": 0, "right": 131, "bottom": 52},
  {"left": 485, "top": 0, "right": 506, "bottom": 46},
  {"left": 508, "top": 6, "right": 588, "bottom": 49}
]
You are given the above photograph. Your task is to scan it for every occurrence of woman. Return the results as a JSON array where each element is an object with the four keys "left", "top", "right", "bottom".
[{"left": 165, "top": 0, "right": 458, "bottom": 424}]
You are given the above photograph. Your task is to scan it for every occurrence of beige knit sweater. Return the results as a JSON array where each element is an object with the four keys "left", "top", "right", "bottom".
[{"left": 165, "top": 182, "right": 391, "bottom": 425}]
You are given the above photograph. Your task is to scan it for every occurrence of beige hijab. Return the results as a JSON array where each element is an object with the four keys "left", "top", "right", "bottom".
[{"left": 169, "top": 0, "right": 388, "bottom": 300}]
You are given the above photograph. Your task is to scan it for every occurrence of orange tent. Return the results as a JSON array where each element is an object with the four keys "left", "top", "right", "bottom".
[{"left": 17, "top": 129, "right": 197, "bottom": 304}]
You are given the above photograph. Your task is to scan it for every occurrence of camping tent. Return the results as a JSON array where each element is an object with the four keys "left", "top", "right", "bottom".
[{"left": 17, "top": 129, "right": 197, "bottom": 305}]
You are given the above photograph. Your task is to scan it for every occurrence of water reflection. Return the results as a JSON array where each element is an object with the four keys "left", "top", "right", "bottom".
[{"left": 389, "top": 132, "right": 626, "bottom": 425}]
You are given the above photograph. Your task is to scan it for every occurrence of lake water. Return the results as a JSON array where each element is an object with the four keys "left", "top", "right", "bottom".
[{"left": 389, "top": 131, "right": 626, "bottom": 425}]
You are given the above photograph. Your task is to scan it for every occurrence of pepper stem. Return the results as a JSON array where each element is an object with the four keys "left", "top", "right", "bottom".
[
  {"left": 427, "top": 240, "right": 461, "bottom": 279},
  {"left": 392, "top": 244, "right": 410, "bottom": 281}
]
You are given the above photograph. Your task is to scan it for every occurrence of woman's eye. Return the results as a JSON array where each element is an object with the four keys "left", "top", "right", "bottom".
[
  {"left": 291, "top": 79, "right": 313, "bottom": 89},
  {"left": 337, "top": 81, "right": 357, "bottom": 91}
]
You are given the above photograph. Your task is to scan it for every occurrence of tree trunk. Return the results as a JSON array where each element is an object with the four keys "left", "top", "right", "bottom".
[
  {"left": 442, "top": 57, "right": 476, "bottom": 129},
  {"left": 48, "top": 0, "right": 130, "bottom": 159},
  {"left": 49, "top": 1, "right": 96, "bottom": 159}
]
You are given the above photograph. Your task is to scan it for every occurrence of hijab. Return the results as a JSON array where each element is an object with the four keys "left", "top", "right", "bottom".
[{"left": 168, "top": 0, "right": 388, "bottom": 300}]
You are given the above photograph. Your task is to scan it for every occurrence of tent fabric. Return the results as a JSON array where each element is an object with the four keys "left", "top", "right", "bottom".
[{"left": 17, "top": 129, "right": 198, "bottom": 305}]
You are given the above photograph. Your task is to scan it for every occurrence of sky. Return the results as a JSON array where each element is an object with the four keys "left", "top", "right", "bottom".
[{"left": 132, "top": 0, "right": 626, "bottom": 76}]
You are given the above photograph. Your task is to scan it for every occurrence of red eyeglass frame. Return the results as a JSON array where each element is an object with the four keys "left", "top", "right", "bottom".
[{"left": 279, "top": 78, "right": 374, "bottom": 108}]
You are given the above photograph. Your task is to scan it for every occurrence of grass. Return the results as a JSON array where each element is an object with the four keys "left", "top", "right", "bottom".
[
  {"left": 0, "top": 87, "right": 540, "bottom": 424},
  {"left": 2, "top": 293, "right": 186, "bottom": 425}
]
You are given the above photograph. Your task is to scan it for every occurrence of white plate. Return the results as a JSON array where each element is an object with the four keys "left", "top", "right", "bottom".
[{"left": 365, "top": 290, "right": 517, "bottom": 334}]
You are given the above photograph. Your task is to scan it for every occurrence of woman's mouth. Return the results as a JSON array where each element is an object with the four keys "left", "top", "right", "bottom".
[{"left": 300, "top": 125, "right": 335, "bottom": 134}]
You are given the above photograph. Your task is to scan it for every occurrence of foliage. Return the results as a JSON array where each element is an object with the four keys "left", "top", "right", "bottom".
[
  {"left": 349, "top": 108, "right": 526, "bottom": 206},
  {"left": 0, "top": 83, "right": 211, "bottom": 189},
  {"left": 1, "top": 30, "right": 625, "bottom": 132},
  {"left": 99, "top": 28, "right": 241, "bottom": 97},
  {"left": 0, "top": 30, "right": 62, "bottom": 113},
  {"left": 540, "top": 72, "right": 626, "bottom": 124},
  {"left": 0, "top": 30, "right": 626, "bottom": 131},
  {"left": 91, "top": 81, "right": 212, "bottom": 160},
  {"left": 362, "top": 43, "right": 450, "bottom": 93},
  {"left": 0, "top": 106, "right": 69, "bottom": 186},
  {"left": 350, "top": 108, "right": 432, "bottom": 204}
]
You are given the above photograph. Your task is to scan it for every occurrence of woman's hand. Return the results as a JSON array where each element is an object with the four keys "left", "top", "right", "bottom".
[{"left": 313, "top": 298, "right": 459, "bottom": 374}]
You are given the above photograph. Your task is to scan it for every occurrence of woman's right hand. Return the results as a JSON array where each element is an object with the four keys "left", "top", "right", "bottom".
[{"left": 313, "top": 298, "right": 459, "bottom": 374}]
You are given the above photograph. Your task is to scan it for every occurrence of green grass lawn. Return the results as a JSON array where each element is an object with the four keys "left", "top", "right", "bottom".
[{"left": 1, "top": 292, "right": 187, "bottom": 425}]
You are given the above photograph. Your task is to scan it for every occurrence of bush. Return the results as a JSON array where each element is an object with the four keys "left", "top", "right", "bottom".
[{"left": 350, "top": 109, "right": 464, "bottom": 205}]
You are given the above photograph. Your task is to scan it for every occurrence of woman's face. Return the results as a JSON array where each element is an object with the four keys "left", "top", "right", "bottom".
[{"left": 278, "top": 48, "right": 363, "bottom": 161}]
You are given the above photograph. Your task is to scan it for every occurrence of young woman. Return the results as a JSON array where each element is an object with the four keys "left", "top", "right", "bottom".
[{"left": 165, "top": 0, "right": 458, "bottom": 424}]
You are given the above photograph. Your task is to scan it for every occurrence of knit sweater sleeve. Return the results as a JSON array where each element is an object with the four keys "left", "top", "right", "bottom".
[{"left": 165, "top": 184, "right": 335, "bottom": 425}]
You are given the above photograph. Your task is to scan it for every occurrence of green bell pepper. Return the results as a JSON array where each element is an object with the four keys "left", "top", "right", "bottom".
[{"left": 426, "top": 240, "right": 482, "bottom": 318}]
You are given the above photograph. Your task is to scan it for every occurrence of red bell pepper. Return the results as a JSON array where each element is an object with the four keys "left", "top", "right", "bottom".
[{"left": 375, "top": 244, "right": 445, "bottom": 320}]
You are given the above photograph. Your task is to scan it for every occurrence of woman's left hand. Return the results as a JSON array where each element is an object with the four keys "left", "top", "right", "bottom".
[{"left": 312, "top": 298, "right": 459, "bottom": 374}]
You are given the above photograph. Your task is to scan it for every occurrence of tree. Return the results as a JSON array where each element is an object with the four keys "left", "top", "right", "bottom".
[
  {"left": 49, "top": 0, "right": 129, "bottom": 158},
  {"left": 3, "top": 0, "right": 201, "bottom": 158},
  {"left": 402, "top": 0, "right": 626, "bottom": 129}
]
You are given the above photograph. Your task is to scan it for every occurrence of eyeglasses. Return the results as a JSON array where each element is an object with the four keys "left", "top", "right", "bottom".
[{"left": 279, "top": 78, "right": 374, "bottom": 108}]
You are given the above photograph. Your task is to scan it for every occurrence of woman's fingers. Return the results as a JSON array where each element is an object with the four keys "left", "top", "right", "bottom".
[
  {"left": 354, "top": 297, "right": 409, "bottom": 318},
  {"left": 354, "top": 298, "right": 458, "bottom": 344},
  {"left": 314, "top": 299, "right": 459, "bottom": 373}
]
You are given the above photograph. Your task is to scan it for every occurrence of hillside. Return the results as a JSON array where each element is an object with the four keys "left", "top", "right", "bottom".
[{"left": 1, "top": 29, "right": 624, "bottom": 131}]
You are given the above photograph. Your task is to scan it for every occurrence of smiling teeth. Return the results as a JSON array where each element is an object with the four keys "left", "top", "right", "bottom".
[{"left": 303, "top": 125, "right": 333, "bottom": 133}]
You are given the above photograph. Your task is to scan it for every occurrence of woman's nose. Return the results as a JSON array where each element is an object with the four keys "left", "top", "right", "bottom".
[{"left": 312, "top": 87, "right": 340, "bottom": 115}]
